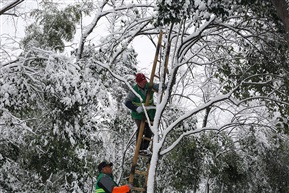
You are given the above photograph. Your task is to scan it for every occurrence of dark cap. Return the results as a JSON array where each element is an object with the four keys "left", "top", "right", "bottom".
[{"left": 98, "top": 161, "right": 113, "bottom": 172}]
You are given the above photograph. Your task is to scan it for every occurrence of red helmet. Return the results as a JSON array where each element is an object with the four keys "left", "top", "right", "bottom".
[{"left": 135, "top": 73, "right": 146, "bottom": 83}]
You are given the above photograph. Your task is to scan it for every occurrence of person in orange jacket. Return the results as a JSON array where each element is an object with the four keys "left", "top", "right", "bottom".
[{"left": 95, "top": 161, "right": 132, "bottom": 193}]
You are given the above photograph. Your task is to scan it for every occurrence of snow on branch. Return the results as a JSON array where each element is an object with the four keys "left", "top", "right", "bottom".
[
  {"left": 0, "top": 110, "right": 36, "bottom": 135},
  {"left": 93, "top": 60, "right": 143, "bottom": 103},
  {"left": 160, "top": 91, "right": 234, "bottom": 142},
  {"left": 77, "top": 3, "right": 154, "bottom": 60},
  {"left": 109, "top": 20, "right": 151, "bottom": 64},
  {"left": 160, "top": 127, "right": 219, "bottom": 155},
  {"left": 177, "top": 14, "right": 216, "bottom": 60}
]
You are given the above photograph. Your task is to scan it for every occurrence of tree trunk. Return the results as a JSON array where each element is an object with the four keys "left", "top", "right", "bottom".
[
  {"left": 206, "top": 182, "right": 209, "bottom": 193},
  {"left": 271, "top": 0, "right": 289, "bottom": 48}
]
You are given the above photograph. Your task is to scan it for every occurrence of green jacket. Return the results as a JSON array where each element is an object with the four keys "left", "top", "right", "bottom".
[
  {"left": 95, "top": 173, "right": 117, "bottom": 193},
  {"left": 125, "top": 83, "right": 158, "bottom": 120}
]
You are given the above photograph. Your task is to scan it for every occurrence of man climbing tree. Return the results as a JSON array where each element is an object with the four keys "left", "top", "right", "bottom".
[{"left": 124, "top": 73, "right": 159, "bottom": 155}]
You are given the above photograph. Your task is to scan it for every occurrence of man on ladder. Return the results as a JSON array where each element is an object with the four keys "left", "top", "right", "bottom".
[{"left": 124, "top": 72, "right": 159, "bottom": 155}]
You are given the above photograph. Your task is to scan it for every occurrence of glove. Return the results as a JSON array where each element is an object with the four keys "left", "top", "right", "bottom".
[
  {"left": 145, "top": 106, "right": 156, "bottom": 110},
  {"left": 136, "top": 106, "right": 143, "bottom": 113},
  {"left": 128, "top": 183, "right": 134, "bottom": 190}
]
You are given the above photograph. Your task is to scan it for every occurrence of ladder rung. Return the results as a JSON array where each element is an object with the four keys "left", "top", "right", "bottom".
[
  {"left": 135, "top": 170, "right": 147, "bottom": 176},
  {"left": 139, "top": 153, "right": 151, "bottom": 157},
  {"left": 132, "top": 187, "right": 146, "bottom": 192},
  {"left": 154, "top": 74, "right": 160, "bottom": 79},
  {"left": 143, "top": 137, "right": 152, "bottom": 141}
]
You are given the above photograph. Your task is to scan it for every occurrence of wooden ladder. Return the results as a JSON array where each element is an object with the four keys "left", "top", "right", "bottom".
[{"left": 128, "top": 31, "right": 164, "bottom": 192}]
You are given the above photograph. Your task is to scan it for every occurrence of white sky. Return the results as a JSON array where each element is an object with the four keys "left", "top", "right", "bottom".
[{"left": 132, "top": 36, "right": 156, "bottom": 74}]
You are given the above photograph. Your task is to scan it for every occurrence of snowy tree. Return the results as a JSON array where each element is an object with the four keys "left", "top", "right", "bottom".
[
  {"left": 271, "top": 0, "right": 289, "bottom": 47},
  {"left": 1, "top": 0, "right": 289, "bottom": 192}
]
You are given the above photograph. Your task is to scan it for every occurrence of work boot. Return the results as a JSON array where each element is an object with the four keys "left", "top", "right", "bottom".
[{"left": 139, "top": 149, "right": 152, "bottom": 156}]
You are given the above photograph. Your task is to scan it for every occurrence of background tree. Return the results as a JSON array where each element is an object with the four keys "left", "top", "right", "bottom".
[
  {"left": 271, "top": 0, "right": 289, "bottom": 47},
  {"left": 1, "top": 0, "right": 289, "bottom": 192}
]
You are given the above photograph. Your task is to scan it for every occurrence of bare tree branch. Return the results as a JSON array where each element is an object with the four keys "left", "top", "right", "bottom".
[{"left": 0, "top": 0, "right": 24, "bottom": 16}]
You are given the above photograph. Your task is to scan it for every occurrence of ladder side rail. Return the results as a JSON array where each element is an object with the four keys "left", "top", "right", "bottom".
[
  {"left": 147, "top": 31, "right": 163, "bottom": 91},
  {"left": 128, "top": 120, "right": 147, "bottom": 183},
  {"left": 144, "top": 163, "right": 150, "bottom": 191},
  {"left": 128, "top": 30, "right": 164, "bottom": 187}
]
